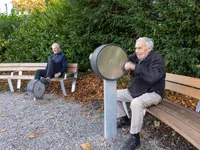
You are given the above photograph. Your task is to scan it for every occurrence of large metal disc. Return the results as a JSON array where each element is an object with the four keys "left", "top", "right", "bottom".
[
  {"left": 90, "top": 44, "right": 128, "bottom": 80},
  {"left": 27, "top": 79, "right": 45, "bottom": 98},
  {"left": 97, "top": 45, "right": 127, "bottom": 80}
]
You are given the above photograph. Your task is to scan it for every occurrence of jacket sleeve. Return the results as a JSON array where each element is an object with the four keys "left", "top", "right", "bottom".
[
  {"left": 134, "top": 55, "right": 165, "bottom": 85},
  {"left": 60, "top": 55, "right": 67, "bottom": 73},
  {"left": 128, "top": 54, "right": 137, "bottom": 61}
]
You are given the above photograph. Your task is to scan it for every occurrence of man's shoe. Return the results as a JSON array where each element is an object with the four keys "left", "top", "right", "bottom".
[
  {"left": 121, "top": 134, "right": 141, "bottom": 150},
  {"left": 40, "top": 77, "right": 51, "bottom": 84},
  {"left": 117, "top": 116, "right": 131, "bottom": 128}
]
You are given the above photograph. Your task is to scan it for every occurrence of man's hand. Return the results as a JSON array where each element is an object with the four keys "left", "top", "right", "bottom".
[
  {"left": 124, "top": 61, "right": 136, "bottom": 71},
  {"left": 54, "top": 72, "right": 61, "bottom": 78}
]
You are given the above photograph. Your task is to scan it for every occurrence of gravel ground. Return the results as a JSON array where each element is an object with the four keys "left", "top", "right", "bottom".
[{"left": 0, "top": 92, "right": 195, "bottom": 150}]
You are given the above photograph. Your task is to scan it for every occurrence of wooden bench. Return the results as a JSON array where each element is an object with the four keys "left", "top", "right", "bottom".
[
  {"left": 0, "top": 63, "right": 78, "bottom": 96},
  {"left": 122, "top": 73, "right": 200, "bottom": 149}
]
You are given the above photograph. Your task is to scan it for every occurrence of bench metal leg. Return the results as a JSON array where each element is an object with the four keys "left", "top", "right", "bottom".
[
  {"left": 71, "top": 72, "right": 78, "bottom": 92},
  {"left": 196, "top": 100, "right": 200, "bottom": 112},
  {"left": 60, "top": 80, "right": 67, "bottom": 96},
  {"left": 17, "top": 71, "right": 22, "bottom": 89},
  {"left": 122, "top": 102, "right": 130, "bottom": 118},
  {"left": 7, "top": 79, "right": 14, "bottom": 92}
]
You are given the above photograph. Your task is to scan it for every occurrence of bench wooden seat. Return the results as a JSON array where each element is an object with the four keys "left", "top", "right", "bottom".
[
  {"left": 0, "top": 63, "right": 78, "bottom": 96},
  {"left": 122, "top": 73, "right": 200, "bottom": 149}
]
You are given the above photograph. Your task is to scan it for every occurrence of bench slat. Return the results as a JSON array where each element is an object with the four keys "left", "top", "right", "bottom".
[
  {"left": 0, "top": 67, "right": 45, "bottom": 71},
  {"left": 0, "top": 75, "right": 34, "bottom": 80},
  {"left": 165, "top": 81, "right": 200, "bottom": 100},
  {"left": 0, "top": 67, "right": 77, "bottom": 72},
  {"left": 0, "top": 63, "right": 78, "bottom": 67},
  {"left": 162, "top": 99, "right": 200, "bottom": 123},
  {"left": 0, "top": 75, "right": 76, "bottom": 81},
  {"left": 0, "top": 63, "right": 46, "bottom": 67},
  {"left": 147, "top": 106, "right": 200, "bottom": 149},
  {"left": 67, "top": 68, "right": 78, "bottom": 73},
  {"left": 0, "top": 75, "right": 14, "bottom": 79},
  {"left": 166, "top": 73, "right": 200, "bottom": 89},
  {"left": 156, "top": 104, "right": 200, "bottom": 133},
  {"left": 0, "top": 63, "right": 78, "bottom": 73},
  {"left": 67, "top": 63, "right": 78, "bottom": 68}
]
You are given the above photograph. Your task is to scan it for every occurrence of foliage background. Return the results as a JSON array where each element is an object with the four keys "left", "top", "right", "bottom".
[{"left": 0, "top": 0, "right": 200, "bottom": 77}]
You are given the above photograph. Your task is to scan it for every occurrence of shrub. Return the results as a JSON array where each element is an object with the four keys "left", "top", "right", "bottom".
[{"left": 1, "top": 0, "right": 200, "bottom": 76}]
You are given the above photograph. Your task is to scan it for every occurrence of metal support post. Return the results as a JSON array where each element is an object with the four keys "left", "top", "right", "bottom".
[{"left": 104, "top": 80, "right": 117, "bottom": 139}]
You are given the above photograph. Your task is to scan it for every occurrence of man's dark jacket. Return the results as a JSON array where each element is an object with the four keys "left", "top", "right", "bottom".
[
  {"left": 127, "top": 51, "right": 166, "bottom": 99},
  {"left": 46, "top": 52, "right": 67, "bottom": 74}
]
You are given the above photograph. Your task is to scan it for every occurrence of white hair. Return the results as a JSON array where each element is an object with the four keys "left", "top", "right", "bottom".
[
  {"left": 136, "top": 37, "right": 154, "bottom": 49},
  {"left": 52, "top": 43, "right": 60, "bottom": 49}
]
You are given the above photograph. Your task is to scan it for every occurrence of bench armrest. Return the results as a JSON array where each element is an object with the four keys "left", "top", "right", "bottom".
[{"left": 64, "top": 72, "right": 78, "bottom": 79}]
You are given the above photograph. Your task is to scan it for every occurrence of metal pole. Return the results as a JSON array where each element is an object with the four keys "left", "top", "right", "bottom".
[{"left": 104, "top": 80, "right": 117, "bottom": 139}]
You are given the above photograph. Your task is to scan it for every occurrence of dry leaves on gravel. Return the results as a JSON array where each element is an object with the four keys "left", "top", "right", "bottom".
[
  {"left": 1, "top": 129, "right": 6, "bottom": 132},
  {"left": 1, "top": 114, "right": 6, "bottom": 117},
  {"left": 100, "top": 137, "right": 105, "bottom": 142},
  {"left": 81, "top": 142, "right": 90, "bottom": 150},
  {"left": 28, "top": 130, "right": 48, "bottom": 139}
]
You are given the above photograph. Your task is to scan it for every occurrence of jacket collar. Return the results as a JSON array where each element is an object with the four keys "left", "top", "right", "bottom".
[
  {"left": 54, "top": 52, "right": 62, "bottom": 55},
  {"left": 135, "top": 51, "right": 153, "bottom": 63}
]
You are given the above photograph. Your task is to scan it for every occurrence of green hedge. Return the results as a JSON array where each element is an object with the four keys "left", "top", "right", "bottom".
[
  {"left": 0, "top": 11, "right": 24, "bottom": 62},
  {"left": 0, "top": 0, "right": 200, "bottom": 77}
]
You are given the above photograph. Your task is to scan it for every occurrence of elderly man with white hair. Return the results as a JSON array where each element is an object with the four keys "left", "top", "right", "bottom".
[
  {"left": 117, "top": 37, "right": 166, "bottom": 150},
  {"left": 34, "top": 43, "right": 67, "bottom": 84}
]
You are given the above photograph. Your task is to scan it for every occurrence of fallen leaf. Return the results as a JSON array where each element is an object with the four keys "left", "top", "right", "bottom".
[
  {"left": 172, "top": 131, "right": 176, "bottom": 136},
  {"left": 95, "top": 115, "right": 101, "bottom": 118},
  {"left": 28, "top": 134, "right": 36, "bottom": 139},
  {"left": 88, "top": 115, "right": 92, "bottom": 120},
  {"left": 154, "top": 120, "right": 160, "bottom": 127},
  {"left": 1, "top": 114, "right": 6, "bottom": 117},
  {"left": 15, "top": 98, "right": 19, "bottom": 100},
  {"left": 1, "top": 129, "right": 6, "bottom": 132},
  {"left": 100, "top": 137, "right": 105, "bottom": 142},
  {"left": 35, "top": 130, "right": 48, "bottom": 135},
  {"left": 48, "top": 116, "right": 56, "bottom": 119},
  {"left": 139, "top": 133, "right": 144, "bottom": 137},
  {"left": 4, "top": 105, "right": 12, "bottom": 108},
  {"left": 81, "top": 142, "right": 90, "bottom": 150},
  {"left": 28, "top": 130, "right": 47, "bottom": 140},
  {"left": 122, "top": 128, "right": 129, "bottom": 133}
]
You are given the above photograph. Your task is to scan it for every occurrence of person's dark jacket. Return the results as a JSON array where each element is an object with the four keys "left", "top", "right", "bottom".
[
  {"left": 127, "top": 51, "right": 166, "bottom": 99},
  {"left": 46, "top": 52, "right": 67, "bottom": 74}
]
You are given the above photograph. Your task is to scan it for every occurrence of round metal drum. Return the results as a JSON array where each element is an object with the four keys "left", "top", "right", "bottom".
[
  {"left": 90, "top": 44, "right": 128, "bottom": 80},
  {"left": 27, "top": 79, "right": 46, "bottom": 99}
]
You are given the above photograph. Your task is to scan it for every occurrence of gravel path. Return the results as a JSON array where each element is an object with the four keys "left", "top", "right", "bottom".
[{"left": 0, "top": 92, "right": 167, "bottom": 150}]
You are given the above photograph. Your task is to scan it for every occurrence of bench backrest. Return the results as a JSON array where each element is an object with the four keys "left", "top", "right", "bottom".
[
  {"left": 165, "top": 73, "right": 200, "bottom": 99},
  {"left": 0, "top": 63, "right": 78, "bottom": 73},
  {"left": 67, "top": 63, "right": 78, "bottom": 73}
]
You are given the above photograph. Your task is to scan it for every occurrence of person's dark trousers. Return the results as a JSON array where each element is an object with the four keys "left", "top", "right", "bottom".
[
  {"left": 34, "top": 59, "right": 62, "bottom": 80},
  {"left": 46, "top": 59, "right": 56, "bottom": 78},
  {"left": 34, "top": 69, "right": 47, "bottom": 79},
  {"left": 46, "top": 59, "right": 63, "bottom": 78}
]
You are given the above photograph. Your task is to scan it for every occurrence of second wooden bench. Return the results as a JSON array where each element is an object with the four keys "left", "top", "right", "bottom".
[{"left": 0, "top": 63, "right": 78, "bottom": 96}]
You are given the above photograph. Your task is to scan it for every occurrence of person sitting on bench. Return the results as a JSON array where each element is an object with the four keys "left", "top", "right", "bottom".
[
  {"left": 117, "top": 37, "right": 166, "bottom": 150},
  {"left": 34, "top": 43, "right": 67, "bottom": 84}
]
